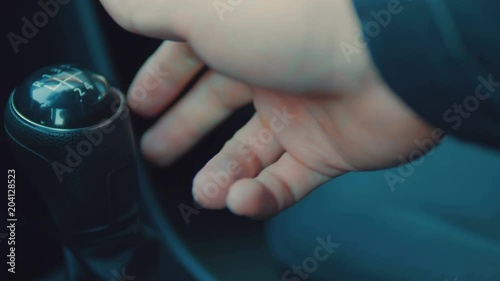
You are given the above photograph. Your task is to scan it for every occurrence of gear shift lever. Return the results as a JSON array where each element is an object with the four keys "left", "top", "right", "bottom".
[{"left": 4, "top": 64, "right": 141, "bottom": 281}]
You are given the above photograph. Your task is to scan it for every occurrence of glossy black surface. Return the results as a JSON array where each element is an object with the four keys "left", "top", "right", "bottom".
[{"left": 12, "top": 64, "right": 119, "bottom": 129}]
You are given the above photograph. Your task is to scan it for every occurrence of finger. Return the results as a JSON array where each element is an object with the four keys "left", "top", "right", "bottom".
[
  {"left": 141, "top": 71, "right": 253, "bottom": 166},
  {"left": 226, "top": 152, "right": 344, "bottom": 219},
  {"left": 192, "top": 113, "right": 285, "bottom": 209},
  {"left": 127, "top": 41, "right": 204, "bottom": 118},
  {"left": 99, "top": 0, "right": 210, "bottom": 40}
]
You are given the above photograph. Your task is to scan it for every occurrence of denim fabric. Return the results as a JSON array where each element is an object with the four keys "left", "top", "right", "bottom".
[{"left": 267, "top": 138, "right": 500, "bottom": 281}]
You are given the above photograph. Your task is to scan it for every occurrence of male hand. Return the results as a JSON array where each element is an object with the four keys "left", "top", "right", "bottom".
[{"left": 100, "top": 0, "right": 435, "bottom": 218}]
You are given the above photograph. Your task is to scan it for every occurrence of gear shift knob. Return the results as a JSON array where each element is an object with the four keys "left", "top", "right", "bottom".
[
  {"left": 4, "top": 64, "right": 141, "bottom": 280},
  {"left": 12, "top": 64, "right": 119, "bottom": 130}
]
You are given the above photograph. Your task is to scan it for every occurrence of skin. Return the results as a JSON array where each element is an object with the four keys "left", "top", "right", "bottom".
[{"left": 100, "top": 0, "right": 435, "bottom": 219}]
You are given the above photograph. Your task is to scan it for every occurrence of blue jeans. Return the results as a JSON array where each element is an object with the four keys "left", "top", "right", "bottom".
[{"left": 267, "top": 138, "right": 500, "bottom": 281}]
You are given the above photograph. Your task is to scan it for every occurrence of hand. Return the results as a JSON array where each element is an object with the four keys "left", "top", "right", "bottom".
[{"left": 100, "top": 0, "right": 435, "bottom": 218}]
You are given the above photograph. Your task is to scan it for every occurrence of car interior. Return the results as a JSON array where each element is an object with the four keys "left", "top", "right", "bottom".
[{"left": 2, "top": 2, "right": 500, "bottom": 281}]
